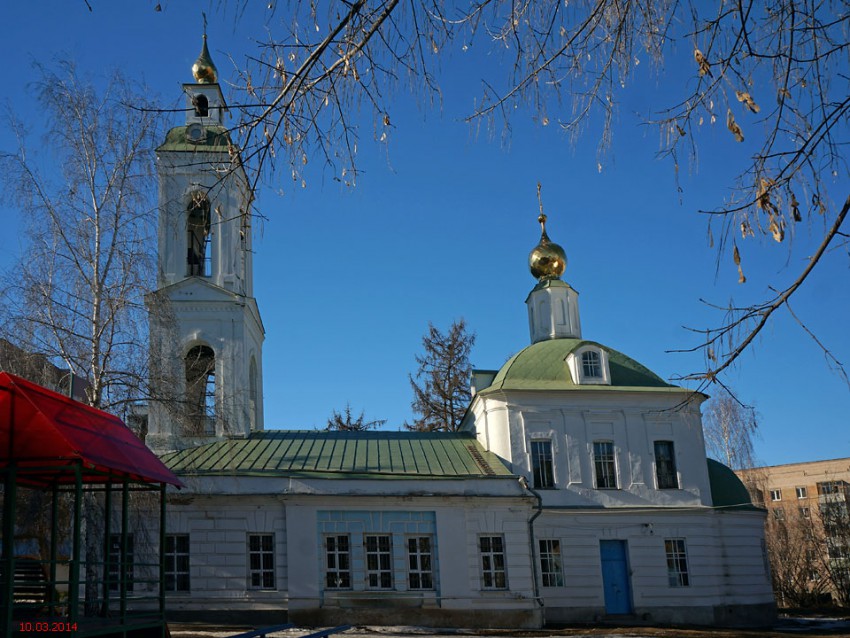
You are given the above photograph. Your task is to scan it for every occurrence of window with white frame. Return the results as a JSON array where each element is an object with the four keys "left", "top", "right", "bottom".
[
  {"left": 770, "top": 489, "right": 782, "bottom": 501},
  {"left": 407, "top": 536, "right": 434, "bottom": 590},
  {"left": 164, "top": 534, "right": 190, "bottom": 592},
  {"left": 581, "top": 350, "right": 602, "bottom": 378},
  {"left": 593, "top": 441, "right": 617, "bottom": 489},
  {"left": 365, "top": 534, "right": 393, "bottom": 589},
  {"left": 664, "top": 538, "right": 690, "bottom": 587},
  {"left": 539, "top": 539, "right": 564, "bottom": 587},
  {"left": 531, "top": 440, "right": 555, "bottom": 489},
  {"left": 479, "top": 535, "right": 507, "bottom": 589},
  {"left": 248, "top": 534, "right": 275, "bottom": 590},
  {"left": 800, "top": 506, "right": 811, "bottom": 518},
  {"left": 654, "top": 440, "right": 679, "bottom": 489},
  {"left": 325, "top": 534, "right": 351, "bottom": 589},
  {"left": 773, "top": 508, "right": 785, "bottom": 520},
  {"left": 566, "top": 347, "right": 611, "bottom": 385},
  {"left": 796, "top": 486, "right": 808, "bottom": 499}
]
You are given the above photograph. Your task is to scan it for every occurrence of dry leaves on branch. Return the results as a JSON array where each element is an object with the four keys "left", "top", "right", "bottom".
[
  {"left": 733, "top": 243, "right": 746, "bottom": 284},
  {"left": 726, "top": 109, "right": 744, "bottom": 142}
]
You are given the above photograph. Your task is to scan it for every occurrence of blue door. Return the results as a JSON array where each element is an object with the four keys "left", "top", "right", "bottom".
[{"left": 599, "top": 540, "right": 633, "bottom": 614}]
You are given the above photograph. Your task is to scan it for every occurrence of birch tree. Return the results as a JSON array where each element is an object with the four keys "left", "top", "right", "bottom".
[
  {"left": 0, "top": 62, "right": 162, "bottom": 414},
  {"left": 703, "top": 387, "right": 759, "bottom": 470}
]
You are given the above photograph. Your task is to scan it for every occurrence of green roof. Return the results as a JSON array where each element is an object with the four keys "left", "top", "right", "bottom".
[
  {"left": 161, "top": 430, "right": 514, "bottom": 480},
  {"left": 478, "top": 338, "right": 680, "bottom": 394},
  {"left": 157, "top": 125, "right": 234, "bottom": 152},
  {"left": 707, "top": 458, "right": 759, "bottom": 510}
]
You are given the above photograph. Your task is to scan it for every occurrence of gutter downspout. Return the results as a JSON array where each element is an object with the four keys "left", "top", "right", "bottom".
[{"left": 519, "top": 476, "right": 544, "bottom": 610}]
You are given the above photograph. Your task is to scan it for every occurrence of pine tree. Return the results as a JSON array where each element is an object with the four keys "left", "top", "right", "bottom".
[
  {"left": 406, "top": 319, "right": 475, "bottom": 432},
  {"left": 326, "top": 403, "right": 385, "bottom": 431}
]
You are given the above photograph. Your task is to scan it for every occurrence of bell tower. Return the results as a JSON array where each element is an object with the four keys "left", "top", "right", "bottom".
[{"left": 146, "top": 36, "right": 265, "bottom": 454}]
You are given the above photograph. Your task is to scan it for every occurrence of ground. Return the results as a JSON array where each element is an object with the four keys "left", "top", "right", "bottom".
[{"left": 166, "top": 616, "right": 850, "bottom": 638}]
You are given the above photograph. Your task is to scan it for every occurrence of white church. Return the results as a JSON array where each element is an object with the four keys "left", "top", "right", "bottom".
[{"left": 138, "top": 38, "right": 776, "bottom": 628}]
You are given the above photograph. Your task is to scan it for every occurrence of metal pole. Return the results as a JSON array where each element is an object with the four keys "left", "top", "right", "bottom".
[
  {"left": 120, "top": 480, "right": 129, "bottom": 620},
  {"left": 69, "top": 464, "right": 82, "bottom": 627},
  {"left": 48, "top": 483, "right": 59, "bottom": 615},
  {"left": 159, "top": 483, "right": 167, "bottom": 632},
  {"left": 101, "top": 482, "right": 112, "bottom": 616}
]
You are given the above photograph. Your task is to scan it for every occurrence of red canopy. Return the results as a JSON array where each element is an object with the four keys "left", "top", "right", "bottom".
[{"left": 0, "top": 372, "right": 182, "bottom": 487}]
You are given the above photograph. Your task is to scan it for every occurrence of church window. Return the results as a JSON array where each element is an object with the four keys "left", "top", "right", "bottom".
[
  {"left": 108, "top": 533, "right": 134, "bottom": 592},
  {"left": 185, "top": 345, "right": 216, "bottom": 435},
  {"left": 654, "top": 441, "right": 679, "bottom": 489},
  {"left": 325, "top": 535, "right": 351, "bottom": 589},
  {"left": 248, "top": 534, "right": 275, "bottom": 590},
  {"left": 539, "top": 539, "right": 564, "bottom": 587},
  {"left": 407, "top": 536, "right": 434, "bottom": 590},
  {"left": 593, "top": 441, "right": 618, "bottom": 489},
  {"left": 531, "top": 440, "right": 555, "bottom": 489},
  {"left": 187, "top": 192, "right": 211, "bottom": 277},
  {"left": 479, "top": 535, "right": 507, "bottom": 589},
  {"left": 581, "top": 350, "right": 602, "bottom": 378},
  {"left": 164, "top": 534, "right": 190, "bottom": 592},
  {"left": 365, "top": 534, "right": 393, "bottom": 589},
  {"left": 665, "top": 538, "right": 690, "bottom": 587},
  {"left": 193, "top": 94, "right": 209, "bottom": 117}
]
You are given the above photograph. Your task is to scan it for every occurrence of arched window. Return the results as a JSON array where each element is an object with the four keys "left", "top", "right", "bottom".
[
  {"left": 581, "top": 350, "right": 602, "bottom": 379},
  {"left": 187, "top": 192, "right": 211, "bottom": 277},
  {"left": 193, "top": 94, "right": 209, "bottom": 117},
  {"left": 185, "top": 345, "right": 215, "bottom": 435},
  {"left": 249, "top": 356, "right": 258, "bottom": 430}
]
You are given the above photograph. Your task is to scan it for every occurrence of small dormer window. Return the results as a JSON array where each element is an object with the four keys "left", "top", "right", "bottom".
[
  {"left": 566, "top": 346, "right": 611, "bottom": 385},
  {"left": 581, "top": 350, "right": 602, "bottom": 378}
]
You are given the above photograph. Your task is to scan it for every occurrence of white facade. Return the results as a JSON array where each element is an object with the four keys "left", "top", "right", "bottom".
[{"left": 140, "top": 42, "right": 776, "bottom": 629}]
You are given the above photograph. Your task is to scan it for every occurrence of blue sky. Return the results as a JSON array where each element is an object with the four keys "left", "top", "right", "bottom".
[{"left": 0, "top": 2, "right": 847, "bottom": 467}]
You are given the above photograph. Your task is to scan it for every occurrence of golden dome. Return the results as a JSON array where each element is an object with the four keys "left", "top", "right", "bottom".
[
  {"left": 192, "top": 35, "right": 218, "bottom": 84},
  {"left": 529, "top": 213, "right": 567, "bottom": 280}
]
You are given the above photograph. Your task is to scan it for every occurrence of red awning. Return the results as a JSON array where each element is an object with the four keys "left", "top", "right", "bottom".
[{"left": 0, "top": 372, "right": 182, "bottom": 487}]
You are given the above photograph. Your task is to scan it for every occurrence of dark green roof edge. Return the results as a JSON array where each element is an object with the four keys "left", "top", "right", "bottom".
[
  {"left": 157, "top": 124, "right": 234, "bottom": 152},
  {"left": 707, "top": 458, "right": 760, "bottom": 510}
]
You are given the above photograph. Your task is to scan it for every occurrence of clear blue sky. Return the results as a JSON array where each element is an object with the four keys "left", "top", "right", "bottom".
[{"left": 0, "top": 2, "right": 847, "bottom": 467}]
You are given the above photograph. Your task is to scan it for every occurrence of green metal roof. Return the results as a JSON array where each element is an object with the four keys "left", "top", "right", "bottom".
[
  {"left": 157, "top": 125, "right": 234, "bottom": 152},
  {"left": 707, "top": 458, "right": 759, "bottom": 510},
  {"left": 477, "top": 338, "right": 681, "bottom": 394},
  {"left": 161, "top": 430, "right": 514, "bottom": 479}
]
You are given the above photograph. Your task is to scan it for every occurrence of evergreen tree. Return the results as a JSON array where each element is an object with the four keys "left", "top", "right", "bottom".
[
  {"left": 326, "top": 402, "right": 385, "bottom": 431},
  {"left": 406, "top": 319, "right": 475, "bottom": 432}
]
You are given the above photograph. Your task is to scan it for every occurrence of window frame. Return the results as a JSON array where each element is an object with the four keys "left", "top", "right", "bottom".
[
  {"left": 769, "top": 489, "right": 782, "bottom": 501},
  {"left": 530, "top": 439, "right": 555, "bottom": 489},
  {"left": 593, "top": 440, "right": 618, "bottom": 489},
  {"left": 479, "top": 535, "right": 507, "bottom": 590},
  {"left": 538, "top": 539, "right": 564, "bottom": 588},
  {"left": 247, "top": 533, "right": 276, "bottom": 591},
  {"left": 407, "top": 535, "right": 435, "bottom": 591},
  {"left": 324, "top": 534, "right": 352, "bottom": 590},
  {"left": 565, "top": 346, "right": 611, "bottom": 385},
  {"left": 164, "top": 534, "right": 190, "bottom": 593},
  {"left": 664, "top": 538, "right": 690, "bottom": 587},
  {"left": 796, "top": 486, "right": 808, "bottom": 499},
  {"left": 364, "top": 534, "right": 393, "bottom": 590},
  {"left": 653, "top": 440, "right": 679, "bottom": 490}
]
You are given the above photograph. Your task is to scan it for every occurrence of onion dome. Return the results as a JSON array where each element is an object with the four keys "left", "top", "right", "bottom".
[
  {"left": 528, "top": 213, "right": 566, "bottom": 281},
  {"left": 192, "top": 35, "right": 218, "bottom": 84}
]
